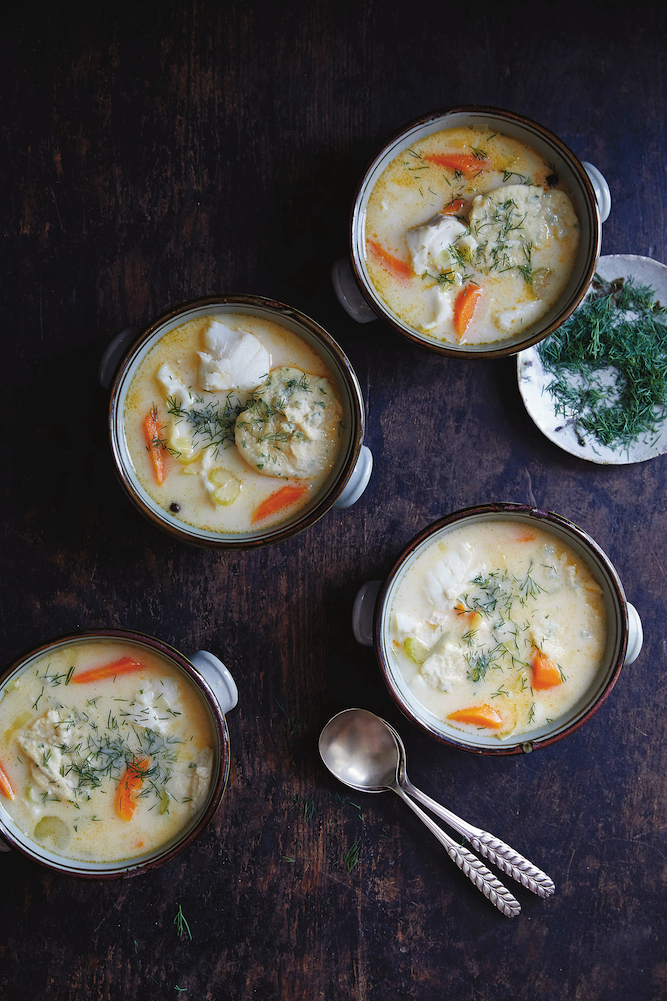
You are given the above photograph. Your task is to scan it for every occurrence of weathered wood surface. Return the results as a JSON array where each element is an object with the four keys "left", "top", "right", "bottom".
[{"left": 2, "top": 2, "right": 667, "bottom": 998}]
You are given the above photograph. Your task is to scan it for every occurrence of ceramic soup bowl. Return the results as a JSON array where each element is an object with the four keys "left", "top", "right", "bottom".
[
  {"left": 0, "top": 629, "right": 237, "bottom": 877},
  {"left": 353, "top": 504, "right": 642, "bottom": 754},
  {"left": 333, "top": 106, "right": 611, "bottom": 358},
  {"left": 102, "top": 294, "right": 372, "bottom": 549}
]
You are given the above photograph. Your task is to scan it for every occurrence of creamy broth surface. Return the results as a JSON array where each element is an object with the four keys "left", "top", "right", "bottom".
[
  {"left": 389, "top": 521, "right": 607, "bottom": 740},
  {"left": 0, "top": 640, "right": 216, "bottom": 862},
  {"left": 124, "top": 313, "right": 344, "bottom": 533},
  {"left": 365, "top": 126, "right": 580, "bottom": 345}
]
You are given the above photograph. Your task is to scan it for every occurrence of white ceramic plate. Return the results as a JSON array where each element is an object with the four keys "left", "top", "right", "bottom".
[{"left": 517, "top": 254, "right": 667, "bottom": 464}]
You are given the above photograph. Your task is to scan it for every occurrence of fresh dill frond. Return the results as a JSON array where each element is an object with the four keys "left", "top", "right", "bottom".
[
  {"left": 173, "top": 903, "right": 192, "bottom": 941},
  {"left": 537, "top": 274, "right": 667, "bottom": 449},
  {"left": 343, "top": 839, "right": 361, "bottom": 872}
]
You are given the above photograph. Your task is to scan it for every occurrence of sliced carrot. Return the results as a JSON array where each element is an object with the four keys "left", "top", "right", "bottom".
[
  {"left": 71, "top": 656, "right": 144, "bottom": 685},
  {"left": 454, "top": 601, "right": 482, "bottom": 627},
  {"left": 367, "top": 239, "right": 412, "bottom": 278},
  {"left": 116, "top": 759, "right": 150, "bottom": 821},
  {"left": 0, "top": 762, "right": 14, "bottom": 801},
  {"left": 447, "top": 705, "right": 503, "bottom": 729},
  {"left": 531, "top": 649, "right": 562, "bottom": 690},
  {"left": 424, "top": 153, "right": 491, "bottom": 175},
  {"left": 442, "top": 198, "right": 465, "bottom": 215},
  {"left": 251, "top": 483, "right": 308, "bottom": 524},
  {"left": 453, "top": 284, "right": 482, "bottom": 339},
  {"left": 144, "top": 408, "right": 166, "bottom": 485}
]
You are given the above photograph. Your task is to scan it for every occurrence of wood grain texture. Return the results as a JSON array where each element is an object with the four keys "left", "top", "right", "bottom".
[{"left": 2, "top": 1, "right": 667, "bottom": 998}]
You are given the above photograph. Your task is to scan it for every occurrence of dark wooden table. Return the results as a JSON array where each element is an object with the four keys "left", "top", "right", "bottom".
[{"left": 2, "top": 3, "right": 666, "bottom": 998}]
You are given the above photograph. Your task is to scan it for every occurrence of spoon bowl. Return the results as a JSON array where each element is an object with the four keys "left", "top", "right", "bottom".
[{"left": 318, "top": 707, "right": 400, "bottom": 793}]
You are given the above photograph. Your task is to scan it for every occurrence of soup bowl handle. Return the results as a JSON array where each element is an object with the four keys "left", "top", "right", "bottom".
[
  {"left": 333, "top": 445, "right": 373, "bottom": 509},
  {"left": 189, "top": 651, "right": 239, "bottom": 715},
  {"left": 331, "top": 259, "right": 377, "bottom": 323},
  {"left": 99, "top": 326, "right": 141, "bottom": 389},
  {"left": 352, "top": 580, "right": 382, "bottom": 646},
  {"left": 581, "top": 162, "right": 611, "bottom": 224},
  {"left": 625, "top": 602, "right": 643, "bottom": 665}
]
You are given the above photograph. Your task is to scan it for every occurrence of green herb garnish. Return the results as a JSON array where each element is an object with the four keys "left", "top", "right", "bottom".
[
  {"left": 173, "top": 904, "right": 192, "bottom": 941},
  {"left": 343, "top": 840, "right": 361, "bottom": 872},
  {"left": 537, "top": 274, "right": 667, "bottom": 449}
]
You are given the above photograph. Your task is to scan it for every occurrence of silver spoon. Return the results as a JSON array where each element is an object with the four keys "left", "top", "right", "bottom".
[
  {"left": 387, "top": 722, "right": 555, "bottom": 899},
  {"left": 318, "top": 708, "right": 521, "bottom": 917}
]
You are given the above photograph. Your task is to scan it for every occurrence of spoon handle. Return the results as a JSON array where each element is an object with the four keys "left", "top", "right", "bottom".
[
  {"left": 392, "top": 785, "right": 521, "bottom": 918},
  {"left": 402, "top": 778, "right": 555, "bottom": 899}
]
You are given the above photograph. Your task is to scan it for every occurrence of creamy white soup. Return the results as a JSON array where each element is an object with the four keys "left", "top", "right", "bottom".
[
  {"left": 0, "top": 640, "right": 216, "bottom": 862},
  {"left": 123, "top": 313, "right": 344, "bottom": 533},
  {"left": 389, "top": 521, "right": 607, "bottom": 740},
  {"left": 365, "top": 126, "right": 580, "bottom": 346}
]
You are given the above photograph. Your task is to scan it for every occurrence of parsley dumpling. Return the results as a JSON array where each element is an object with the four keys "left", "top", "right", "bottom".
[{"left": 235, "top": 366, "right": 343, "bottom": 478}]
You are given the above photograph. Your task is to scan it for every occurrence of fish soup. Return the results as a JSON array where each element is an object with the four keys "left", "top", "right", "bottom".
[
  {"left": 123, "top": 312, "right": 345, "bottom": 534},
  {"left": 365, "top": 126, "right": 580, "bottom": 346},
  {"left": 0, "top": 638, "right": 217, "bottom": 863},
  {"left": 389, "top": 520, "right": 607, "bottom": 742}
]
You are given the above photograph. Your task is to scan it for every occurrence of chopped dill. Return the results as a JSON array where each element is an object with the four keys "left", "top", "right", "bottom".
[
  {"left": 292, "top": 794, "right": 317, "bottom": 821},
  {"left": 173, "top": 903, "right": 192, "bottom": 941},
  {"left": 537, "top": 274, "right": 667, "bottom": 449},
  {"left": 343, "top": 839, "right": 361, "bottom": 872},
  {"left": 275, "top": 699, "right": 303, "bottom": 735},
  {"left": 167, "top": 392, "right": 246, "bottom": 455}
]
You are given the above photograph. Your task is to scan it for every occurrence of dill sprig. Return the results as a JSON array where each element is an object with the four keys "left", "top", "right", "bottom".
[
  {"left": 173, "top": 904, "right": 192, "bottom": 941},
  {"left": 537, "top": 274, "right": 667, "bottom": 449},
  {"left": 343, "top": 840, "right": 361, "bottom": 872},
  {"left": 167, "top": 392, "right": 246, "bottom": 454}
]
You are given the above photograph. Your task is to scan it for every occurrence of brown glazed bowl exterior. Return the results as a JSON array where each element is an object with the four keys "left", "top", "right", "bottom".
[
  {"left": 350, "top": 106, "right": 602, "bottom": 358},
  {"left": 108, "top": 294, "right": 366, "bottom": 549},
  {"left": 374, "top": 503, "right": 629, "bottom": 754},
  {"left": 0, "top": 629, "right": 230, "bottom": 878}
]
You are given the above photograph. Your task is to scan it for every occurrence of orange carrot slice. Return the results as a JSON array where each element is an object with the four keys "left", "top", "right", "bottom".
[
  {"left": 251, "top": 484, "right": 308, "bottom": 524},
  {"left": 424, "top": 153, "right": 491, "bottom": 174},
  {"left": 367, "top": 239, "right": 412, "bottom": 278},
  {"left": 454, "top": 601, "right": 482, "bottom": 626},
  {"left": 116, "top": 759, "right": 150, "bottom": 821},
  {"left": 531, "top": 649, "right": 562, "bottom": 690},
  {"left": 0, "top": 762, "right": 14, "bottom": 800},
  {"left": 442, "top": 198, "right": 465, "bottom": 215},
  {"left": 453, "top": 284, "right": 482, "bottom": 339},
  {"left": 144, "top": 408, "right": 166, "bottom": 485},
  {"left": 71, "top": 656, "right": 144, "bottom": 685},
  {"left": 447, "top": 705, "right": 503, "bottom": 729}
]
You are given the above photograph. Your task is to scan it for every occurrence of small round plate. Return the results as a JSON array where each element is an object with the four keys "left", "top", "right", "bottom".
[{"left": 517, "top": 254, "right": 667, "bottom": 464}]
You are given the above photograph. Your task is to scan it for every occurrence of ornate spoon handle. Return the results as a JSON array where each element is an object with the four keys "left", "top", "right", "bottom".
[
  {"left": 392, "top": 784, "right": 521, "bottom": 918},
  {"left": 402, "top": 778, "right": 555, "bottom": 899}
]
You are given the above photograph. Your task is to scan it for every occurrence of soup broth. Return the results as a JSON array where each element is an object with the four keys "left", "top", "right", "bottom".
[
  {"left": 365, "top": 126, "right": 580, "bottom": 346},
  {"left": 0, "top": 639, "right": 216, "bottom": 863},
  {"left": 389, "top": 521, "right": 607, "bottom": 741},
  {"left": 123, "top": 313, "right": 344, "bottom": 534}
]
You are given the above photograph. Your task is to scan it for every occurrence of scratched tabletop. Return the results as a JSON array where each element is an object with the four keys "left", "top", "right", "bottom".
[{"left": 2, "top": 2, "right": 667, "bottom": 999}]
